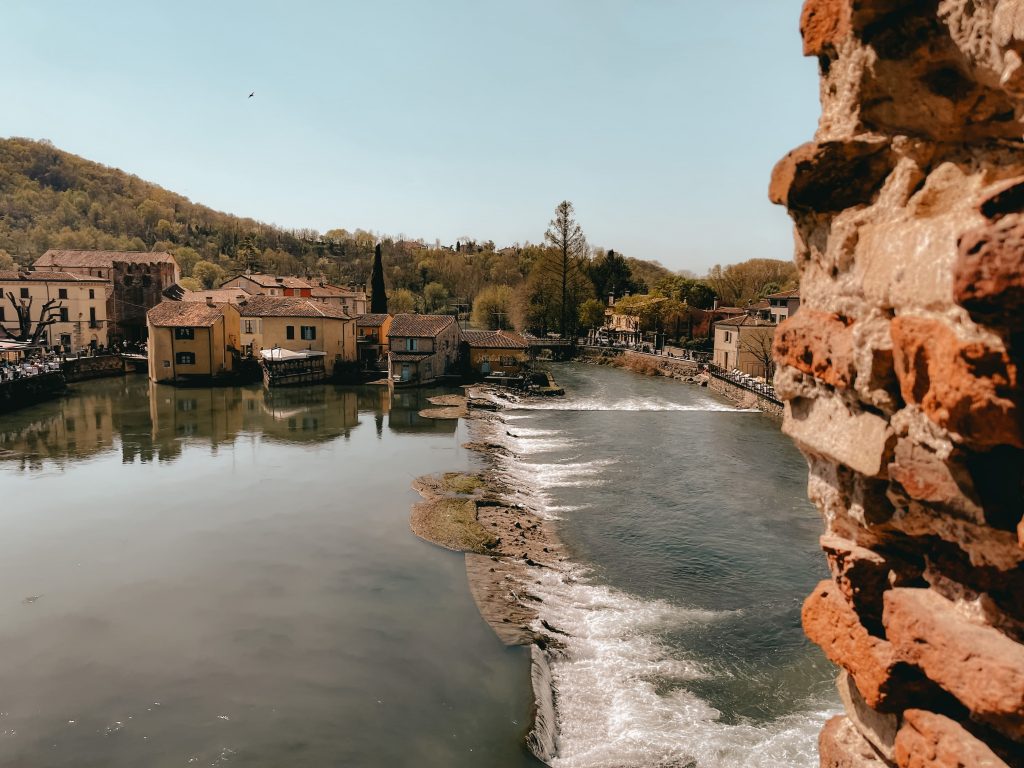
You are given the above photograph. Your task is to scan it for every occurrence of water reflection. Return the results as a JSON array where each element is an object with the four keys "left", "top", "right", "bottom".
[{"left": 0, "top": 377, "right": 456, "bottom": 471}]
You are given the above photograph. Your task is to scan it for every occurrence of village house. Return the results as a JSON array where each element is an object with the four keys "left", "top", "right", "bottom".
[
  {"left": 0, "top": 270, "right": 110, "bottom": 351},
  {"left": 220, "top": 273, "right": 313, "bottom": 297},
  {"left": 309, "top": 283, "right": 368, "bottom": 316},
  {"left": 34, "top": 250, "right": 180, "bottom": 343},
  {"left": 460, "top": 330, "right": 529, "bottom": 377},
  {"left": 236, "top": 295, "right": 356, "bottom": 369},
  {"left": 712, "top": 315, "right": 777, "bottom": 378},
  {"left": 356, "top": 313, "right": 392, "bottom": 369},
  {"left": 179, "top": 288, "right": 250, "bottom": 305},
  {"left": 146, "top": 299, "right": 240, "bottom": 385},
  {"left": 765, "top": 289, "right": 800, "bottom": 324},
  {"left": 386, "top": 314, "right": 460, "bottom": 385}
]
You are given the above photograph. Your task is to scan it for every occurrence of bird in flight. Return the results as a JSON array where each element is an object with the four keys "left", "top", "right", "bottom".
[{"left": 248, "top": 91, "right": 255, "bottom": 98}]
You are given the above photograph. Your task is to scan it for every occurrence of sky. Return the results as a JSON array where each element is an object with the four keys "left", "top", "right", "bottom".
[{"left": 1, "top": 1, "right": 820, "bottom": 274}]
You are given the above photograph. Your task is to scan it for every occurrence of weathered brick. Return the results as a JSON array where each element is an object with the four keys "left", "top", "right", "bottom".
[
  {"left": 784, "top": 395, "right": 896, "bottom": 478},
  {"left": 890, "top": 316, "right": 1022, "bottom": 449},
  {"left": 888, "top": 439, "right": 982, "bottom": 522},
  {"left": 800, "top": 0, "right": 852, "bottom": 56},
  {"left": 894, "top": 709, "right": 1009, "bottom": 768},
  {"left": 820, "top": 715, "right": 890, "bottom": 767},
  {"left": 821, "top": 534, "right": 906, "bottom": 632},
  {"left": 956, "top": 213, "right": 1024, "bottom": 331},
  {"left": 769, "top": 139, "right": 893, "bottom": 212},
  {"left": 837, "top": 670, "right": 899, "bottom": 762},
  {"left": 774, "top": 310, "right": 856, "bottom": 389},
  {"left": 803, "top": 579, "right": 921, "bottom": 711},
  {"left": 883, "top": 588, "right": 1024, "bottom": 739}
]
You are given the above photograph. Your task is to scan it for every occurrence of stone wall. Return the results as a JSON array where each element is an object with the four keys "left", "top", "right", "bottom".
[
  {"left": 706, "top": 374, "right": 784, "bottom": 417},
  {"left": 771, "top": 2, "right": 1024, "bottom": 765},
  {"left": 62, "top": 354, "right": 125, "bottom": 382}
]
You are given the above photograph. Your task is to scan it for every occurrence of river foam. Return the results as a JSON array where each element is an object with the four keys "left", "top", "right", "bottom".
[{"left": 470, "top": 402, "right": 832, "bottom": 768}]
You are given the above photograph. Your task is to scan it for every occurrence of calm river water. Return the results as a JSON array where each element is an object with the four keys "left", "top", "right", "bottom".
[{"left": 0, "top": 364, "right": 837, "bottom": 767}]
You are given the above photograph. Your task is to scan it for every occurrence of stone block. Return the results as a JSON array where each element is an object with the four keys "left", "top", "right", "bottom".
[
  {"left": 774, "top": 310, "right": 856, "bottom": 389},
  {"left": 890, "top": 316, "right": 1022, "bottom": 450},
  {"left": 883, "top": 588, "right": 1024, "bottom": 738},
  {"left": 837, "top": 670, "right": 899, "bottom": 762},
  {"left": 820, "top": 715, "right": 891, "bottom": 767},
  {"left": 888, "top": 439, "right": 982, "bottom": 523},
  {"left": 784, "top": 395, "right": 895, "bottom": 478},
  {"left": 956, "top": 213, "right": 1024, "bottom": 331},
  {"left": 894, "top": 709, "right": 1009, "bottom": 768},
  {"left": 769, "top": 139, "right": 893, "bottom": 213},
  {"left": 800, "top": 0, "right": 852, "bottom": 57},
  {"left": 804, "top": 579, "right": 916, "bottom": 711}
]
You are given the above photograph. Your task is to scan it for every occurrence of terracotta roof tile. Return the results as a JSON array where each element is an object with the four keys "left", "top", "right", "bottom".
[
  {"left": 237, "top": 295, "right": 352, "bottom": 319},
  {"left": 461, "top": 330, "right": 528, "bottom": 349},
  {"left": 357, "top": 313, "right": 391, "bottom": 327},
  {"left": 148, "top": 301, "right": 225, "bottom": 327},
  {"left": 388, "top": 313, "right": 456, "bottom": 338},
  {"left": 35, "top": 250, "right": 177, "bottom": 268},
  {"left": 0, "top": 270, "right": 107, "bottom": 283},
  {"left": 225, "top": 273, "right": 313, "bottom": 289},
  {"left": 716, "top": 314, "right": 777, "bottom": 328}
]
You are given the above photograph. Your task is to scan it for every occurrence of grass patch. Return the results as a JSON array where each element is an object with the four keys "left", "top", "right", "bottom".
[
  {"left": 443, "top": 472, "right": 485, "bottom": 495},
  {"left": 411, "top": 498, "right": 498, "bottom": 553}
]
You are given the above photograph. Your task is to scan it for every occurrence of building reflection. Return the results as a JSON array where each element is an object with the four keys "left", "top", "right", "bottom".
[{"left": 0, "top": 377, "right": 457, "bottom": 471}]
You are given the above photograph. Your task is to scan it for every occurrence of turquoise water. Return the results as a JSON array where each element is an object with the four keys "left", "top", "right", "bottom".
[{"left": 0, "top": 366, "right": 836, "bottom": 767}]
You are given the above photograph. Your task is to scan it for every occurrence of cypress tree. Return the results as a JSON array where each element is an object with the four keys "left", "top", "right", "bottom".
[{"left": 370, "top": 243, "right": 388, "bottom": 314}]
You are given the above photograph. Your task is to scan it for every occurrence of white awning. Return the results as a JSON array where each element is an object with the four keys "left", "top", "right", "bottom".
[{"left": 260, "top": 347, "right": 326, "bottom": 361}]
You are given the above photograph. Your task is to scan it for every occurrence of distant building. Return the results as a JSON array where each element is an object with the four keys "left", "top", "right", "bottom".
[
  {"left": 0, "top": 270, "right": 109, "bottom": 351},
  {"left": 34, "top": 249, "right": 181, "bottom": 344},
  {"left": 220, "top": 273, "right": 313, "bottom": 297},
  {"left": 765, "top": 289, "right": 801, "bottom": 324},
  {"left": 712, "top": 315, "right": 777, "bottom": 377},
  {"left": 236, "top": 295, "right": 356, "bottom": 371},
  {"left": 461, "top": 330, "right": 529, "bottom": 377},
  {"left": 179, "top": 288, "right": 250, "bottom": 305},
  {"left": 386, "top": 314, "right": 460, "bottom": 385},
  {"left": 356, "top": 313, "right": 393, "bottom": 369},
  {"left": 147, "top": 299, "right": 240, "bottom": 384},
  {"left": 309, "top": 283, "right": 368, "bottom": 316}
]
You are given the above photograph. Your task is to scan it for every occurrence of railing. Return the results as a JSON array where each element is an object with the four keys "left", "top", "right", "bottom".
[{"left": 705, "top": 362, "right": 780, "bottom": 405}]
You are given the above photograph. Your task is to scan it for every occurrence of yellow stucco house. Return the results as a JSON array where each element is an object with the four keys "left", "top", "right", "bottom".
[
  {"left": 0, "top": 270, "right": 110, "bottom": 351},
  {"left": 236, "top": 295, "right": 356, "bottom": 370},
  {"left": 387, "top": 314, "right": 460, "bottom": 385},
  {"left": 147, "top": 300, "right": 240, "bottom": 385}
]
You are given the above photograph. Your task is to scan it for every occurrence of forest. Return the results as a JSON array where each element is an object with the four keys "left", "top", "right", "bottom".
[{"left": 0, "top": 137, "right": 797, "bottom": 338}]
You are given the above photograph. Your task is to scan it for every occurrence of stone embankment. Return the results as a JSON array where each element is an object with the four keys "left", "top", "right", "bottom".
[
  {"left": 772, "top": 2, "right": 1024, "bottom": 766},
  {"left": 62, "top": 354, "right": 125, "bottom": 382}
]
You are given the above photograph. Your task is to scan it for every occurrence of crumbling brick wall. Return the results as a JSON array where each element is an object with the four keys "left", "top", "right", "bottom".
[{"left": 770, "top": 1, "right": 1024, "bottom": 765}]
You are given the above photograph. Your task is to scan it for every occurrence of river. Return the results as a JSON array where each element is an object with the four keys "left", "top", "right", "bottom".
[{"left": 0, "top": 364, "right": 837, "bottom": 767}]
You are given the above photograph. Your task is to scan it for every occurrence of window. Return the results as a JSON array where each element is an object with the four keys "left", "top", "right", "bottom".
[
  {"left": 19, "top": 288, "right": 28, "bottom": 299},
  {"left": 59, "top": 308, "right": 69, "bottom": 322},
  {"left": 0, "top": 307, "right": 4, "bottom": 321},
  {"left": 286, "top": 325, "right": 295, "bottom": 340},
  {"left": 405, "top": 338, "right": 418, "bottom": 351},
  {"left": 301, "top": 325, "right": 316, "bottom": 340},
  {"left": 175, "top": 327, "right": 195, "bottom": 340},
  {"left": 89, "top": 289, "right": 95, "bottom": 299},
  {"left": 58, "top": 288, "right": 68, "bottom": 299},
  {"left": 176, "top": 352, "right": 196, "bottom": 365},
  {"left": 724, "top": 331, "right": 732, "bottom": 343},
  {"left": 89, "top": 307, "right": 97, "bottom": 327},
  {"left": 244, "top": 319, "right": 255, "bottom": 334}
]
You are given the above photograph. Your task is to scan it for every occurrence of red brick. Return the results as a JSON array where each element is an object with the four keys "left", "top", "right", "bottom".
[
  {"left": 894, "top": 709, "right": 1009, "bottom": 768},
  {"left": 774, "top": 311, "right": 856, "bottom": 389},
  {"left": 890, "top": 317, "right": 1022, "bottom": 449},
  {"left": 800, "top": 0, "right": 852, "bottom": 56}
]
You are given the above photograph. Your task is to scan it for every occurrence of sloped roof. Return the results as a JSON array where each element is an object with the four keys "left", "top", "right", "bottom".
[
  {"left": 227, "top": 273, "right": 312, "bottom": 289},
  {"left": 388, "top": 313, "right": 456, "bottom": 338},
  {"left": 237, "top": 295, "right": 351, "bottom": 319},
  {"left": 181, "top": 288, "right": 249, "bottom": 304},
  {"left": 148, "top": 301, "right": 224, "bottom": 327},
  {"left": 35, "top": 250, "right": 177, "bottom": 268},
  {"left": 0, "top": 270, "right": 107, "bottom": 283},
  {"left": 716, "top": 314, "right": 777, "bottom": 328},
  {"left": 765, "top": 289, "right": 800, "bottom": 300},
  {"left": 461, "top": 330, "right": 528, "bottom": 349},
  {"left": 389, "top": 352, "right": 428, "bottom": 362},
  {"left": 357, "top": 313, "right": 391, "bottom": 327}
]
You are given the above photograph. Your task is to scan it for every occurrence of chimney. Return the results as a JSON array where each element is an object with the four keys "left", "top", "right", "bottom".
[
  {"left": 713, "top": 298, "right": 719, "bottom": 310},
  {"left": 206, "top": 296, "right": 214, "bottom": 307},
  {"left": 608, "top": 293, "right": 615, "bottom": 307}
]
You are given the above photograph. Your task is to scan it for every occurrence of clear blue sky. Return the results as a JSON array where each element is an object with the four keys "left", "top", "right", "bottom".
[{"left": 1, "top": 1, "right": 818, "bottom": 273}]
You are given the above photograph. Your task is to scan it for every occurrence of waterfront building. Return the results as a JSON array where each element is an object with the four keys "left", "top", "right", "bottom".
[
  {"left": 765, "top": 289, "right": 800, "bottom": 324},
  {"left": 236, "top": 295, "right": 356, "bottom": 367},
  {"left": 386, "top": 314, "right": 460, "bottom": 385},
  {"left": 34, "top": 250, "right": 180, "bottom": 344},
  {"left": 356, "top": 313, "right": 393, "bottom": 370},
  {"left": 146, "top": 299, "right": 240, "bottom": 384},
  {"left": 0, "top": 270, "right": 110, "bottom": 351},
  {"left": 712, "top": 315, "right": 777, "bottom": 378},
  {"left": 460, "top": 330, "right": 529, "bottom": 377}
]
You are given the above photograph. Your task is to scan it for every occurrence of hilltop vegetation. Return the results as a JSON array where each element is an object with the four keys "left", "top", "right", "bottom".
[{"left": 0, "top": 137, "right": 796, "bottom": 336}]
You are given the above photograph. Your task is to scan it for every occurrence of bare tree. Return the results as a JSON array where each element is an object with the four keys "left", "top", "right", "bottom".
[
  {"left": 738, "top": 327, "right": 777, "bottom": 379},
  {"left": 543, "top": 200, "right": 590, "bottom": 337},
  {"left": 1, "top": 292, "right": 62, "bottom": 345}
]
